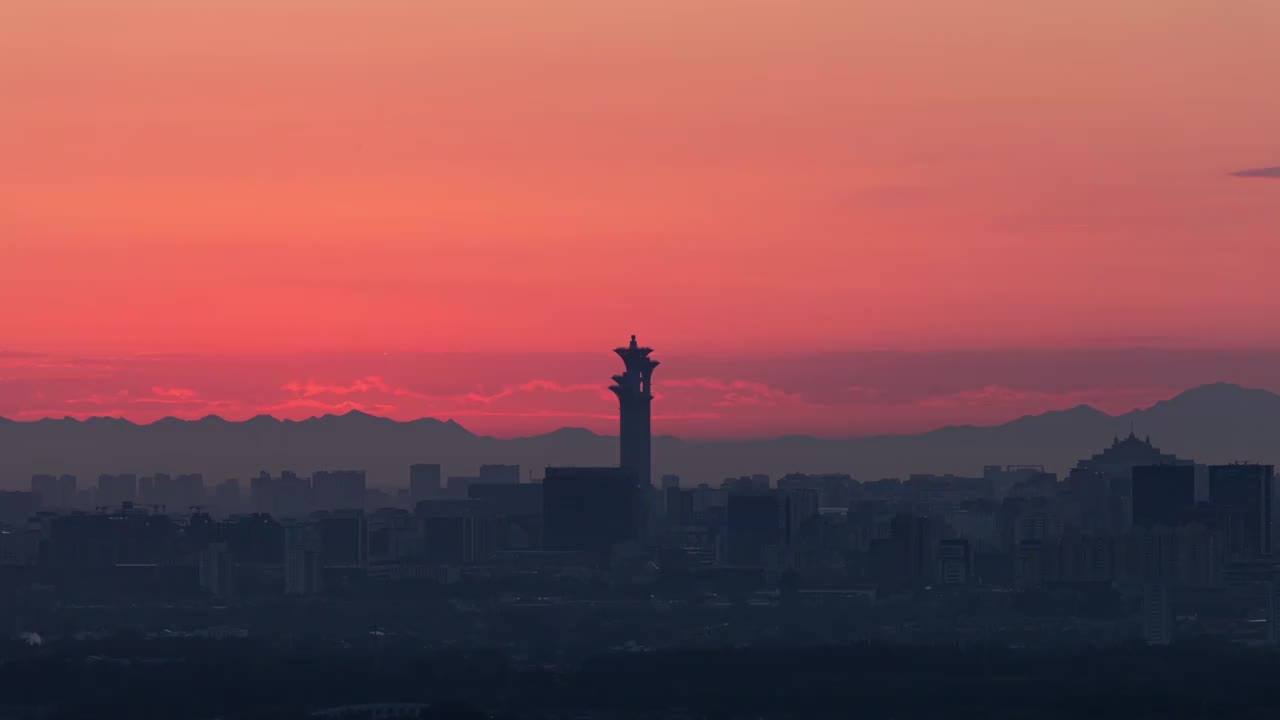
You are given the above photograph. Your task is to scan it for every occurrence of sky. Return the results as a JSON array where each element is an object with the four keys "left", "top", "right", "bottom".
[{"left": 2, "top": 1, "right": 1279, "bottom": 436}]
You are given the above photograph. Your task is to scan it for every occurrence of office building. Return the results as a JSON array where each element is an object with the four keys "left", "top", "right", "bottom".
[
  {"left": 726, "top": 492, "right": 781, "bottom": 567},
  {"left": 938, "top": 538, "right": 972, "bottom": 586},
  {"left": 312, "top": 470, "right": 366, "bottom": 511},
  {"left": 214, "top": 479, "right": 241, "bottom": 511},
  {"left": 415, "top": 500, "right": 495, "bottom": 565},
  {"left": 780, "top": 488, "right": 819, "bottom": 548},
  {"left": 137, "top": 475, "right": 156, "bottom": 504},
  {"left": 251, "top": 471, "right": 311, "bottom": 517},
  {"left": 1132, "top": 464, "right": 1195, "bottom": 528},
  {"left": 1142, "top": 583, "right": 1173, "bottom": 646},
  {"left": 468, "top": 483, "right": 542, "bottom": 516},
  {"left": 96, "top": 474, "right": 138, "bottom": 507},
  {"left": 198, "top": 542, "right": 236, "bottom": 600},
  {"left": 1268, "top": 579, "right": 1280, "bottom": 646},
  {"left": 283, "top": 522, "right": 322, "bottom": 596},
  {"left": 410, "top": 464, "right": 442, "bottom": 505},
  {"left": 316, "top": 510, "right": 368, "bottom": 568},
  {"left": 0, "top": 491, "right": 40, "bottom": 526},
  {"left": 1209, "top": 463, "right": 1274, "bottom": 560},
  {"left": 468, "top": 483, "right": 543, "bottom": 551},
  {"left": 446, "top": 476, "right": 479, "bottom": 500},
  {"left": 542, "top": 467, "right": 639, "bottom": 556},
  {"left": 228, "top": 513, "right": 284, "bottom": 565},
  {"left": 479, "top": 464, "right": 520, "bottom": 485},
  {"left": 30, "top": 474, "right": 77, "bottom": 509}
]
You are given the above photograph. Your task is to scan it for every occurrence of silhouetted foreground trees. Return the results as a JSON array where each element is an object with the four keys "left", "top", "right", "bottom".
[{"left": 4, "top": 640, "right": 1280, "bottom": 718}]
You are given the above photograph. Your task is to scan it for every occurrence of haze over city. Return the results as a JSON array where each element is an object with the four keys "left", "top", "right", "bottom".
[{"left": 5, "top": 2, "right": 1280, "bottom": 718}]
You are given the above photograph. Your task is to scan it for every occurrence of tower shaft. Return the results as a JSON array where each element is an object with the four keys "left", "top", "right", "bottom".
[{"left": 609, "top": 335, "right": 658, "bottom": 488}]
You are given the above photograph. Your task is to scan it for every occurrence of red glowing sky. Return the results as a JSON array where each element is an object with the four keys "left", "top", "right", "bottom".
[{"left": 2, "top": 1, "right": 1279, "bottom": 436}]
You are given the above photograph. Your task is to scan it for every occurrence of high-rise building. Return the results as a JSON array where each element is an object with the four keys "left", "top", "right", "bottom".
[
  {"left": 214, "top": 479, "right": 241, "bottom": 511},
  {"left": 542, "top": 467, "right": 639, "bottom": 557},
  {"left": 96, "top": 474, "right": 138, "bottom": 508},
  {"left": 410, "top": 464, "right": 442, "bottom": 505},
  {"left": 1132, "top": 465, "right": 1195, "bottom": 528},
  {"left": 610, "top": 335, "right": 658, "bottom": 488},
  {"left": 416, "top": 500, "right": 495, "bottom": 565},
  {"left": 479, "top": 464, "right": 520, "bottom": 485},
  {"left": 446, "top": 476, "right": 479, "bottom": 500},
  {"left": 468, "top": 483, "right": 542, "bottom": 515},
  {"left": 1063, "top": 432, "right": 1192, "bottom": 535},
  {"left": 891, "top": 513, "right": 942, "bottom": 585},
  {"left": 726, "top": 492, "right": 781, "bottom": 567},
  {"left": 29, "top": 475, "right": 55, "bottom": 505},
  {"left": 1209, "top": 463, "right": 1274, "bottom": 560},
  {"left": 312, "top": 470, "right": 366, "bottom": 511},
  {"left": 148, "top": 473, "right": 205, "bottom": 510},
  {"left": 283, "top": 522, "right": 322, "bottom": 596},
  {"left": 780, "top": 488, "right": 819, "bottom": 548},
  {"left": 316, "top": 510, "right": 368, "bottom": 568},
  {"left": 251, "top": 471, "right": 310, "bottom": 516},
  {"left": 136, "top": 475, "right": 155, "bottom": 504},
  {"left": 938, "top": 538, "right": 972, "bottom": 586},
  {"left": 1267, "top": 579, "right": 1280, "bottom": 646},
  {"left": 30, "top": 474, "right": 77, "bottom": 509},
  {"left": 228, "top": 513, "right": 284, "bottom": 565},
  {"left": 198, "top": 542, "right": 236, "bottom": 600},
  {"left": 467, "top": 483, "right": 541, "bottom": 552},
  {"left": 0, "top": 492, "right": 40, "bottom": 526},
  {"left": 1142, "top": 583, "right": 1173, "bottom": 646},
  {"left": 150, "top": 473, "right": 171, "bottom": 507}
]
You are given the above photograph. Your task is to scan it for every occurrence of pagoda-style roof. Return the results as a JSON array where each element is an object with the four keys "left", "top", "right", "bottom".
[{"left": 1074, "top": 431, "right": 1190, "bottom": 476}]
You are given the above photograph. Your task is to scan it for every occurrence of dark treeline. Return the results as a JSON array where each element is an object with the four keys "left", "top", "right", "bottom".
[{"left": 5, "top": 640, "right": 1280, "bottom": 719}]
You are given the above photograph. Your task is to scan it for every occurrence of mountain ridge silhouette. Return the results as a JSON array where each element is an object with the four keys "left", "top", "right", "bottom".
[{"left": 1, "top": 382, "right": 1274, "bottom": 489}]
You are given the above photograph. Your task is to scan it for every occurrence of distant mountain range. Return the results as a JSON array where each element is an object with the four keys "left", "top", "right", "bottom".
[{"left": 1, "top": 383, "right": 1277, "bottom": 489}]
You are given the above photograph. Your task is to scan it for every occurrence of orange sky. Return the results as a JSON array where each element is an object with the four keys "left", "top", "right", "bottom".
[{"left": 2, "top": 1, "right": 1280, "bottom": 426}]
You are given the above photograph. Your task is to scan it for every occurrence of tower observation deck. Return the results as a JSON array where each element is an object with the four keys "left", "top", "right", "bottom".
[{"left": 610, "top": 335, "right": 659, "bottom": 488}]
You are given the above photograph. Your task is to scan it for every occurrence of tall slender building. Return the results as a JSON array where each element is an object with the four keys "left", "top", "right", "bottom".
[{"left": 610, "top": 335, "right": 659, "bottom": 488}]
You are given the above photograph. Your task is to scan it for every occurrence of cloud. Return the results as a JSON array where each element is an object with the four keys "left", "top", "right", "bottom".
[
  {"left": 662, "top": 378, "right": 802, "bottom": 407},
  {"left": 913, "top": 385, "right": 1176, "bottom": 413},
  {"left": 61, "top": 391, "right": 130, "bottom": 407},
  {"left": 1230, "top": 167, "right": 1280, "bottom": 179},
  {"left": 151, "top": 386, "right": 197, "bottom": 399},
  {"left": 281, "top": 377, "right": 393, "bottom": 397},
  {"left": 258, "top": 398, "right": 397, "bottom": 415},
  {"left": 0, "top": 355, "right": 119, "bottom": 375},
  {"left": 461, "top": 379, "right": 606, "bottom": 404},
  {"left": 916, "top": 385, "right": 1057, "bottom": 409}
]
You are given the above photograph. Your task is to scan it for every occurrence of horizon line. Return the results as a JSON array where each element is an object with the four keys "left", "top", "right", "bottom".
[{"left": 0, "top": 381, "right": 1253, "bottom": 441}]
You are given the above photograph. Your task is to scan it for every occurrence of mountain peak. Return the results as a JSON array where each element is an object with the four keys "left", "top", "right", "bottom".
[{"left": 1143, "top": 382, "right": 1277, "bottom": 412}]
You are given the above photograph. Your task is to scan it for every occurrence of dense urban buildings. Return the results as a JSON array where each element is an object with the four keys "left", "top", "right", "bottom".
[
  {"left": 542, "top": 466, "right": 638, "bottom": 558},
  {"left": 5, "top": 339, "right": 1280, "bottom": 668}
]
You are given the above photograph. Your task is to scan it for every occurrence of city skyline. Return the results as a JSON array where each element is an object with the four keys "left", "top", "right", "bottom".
[{"left": 7, "top": 1, "right": 1280, "bottom": 714}]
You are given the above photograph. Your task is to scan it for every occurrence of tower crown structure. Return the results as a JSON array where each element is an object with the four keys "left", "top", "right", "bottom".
[{"left": 610, "top": 334, "right": 658, "bottom": 487}]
